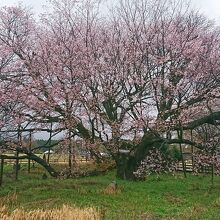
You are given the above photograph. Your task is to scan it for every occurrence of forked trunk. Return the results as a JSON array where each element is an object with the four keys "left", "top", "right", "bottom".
[{"left": 115, "top": 132, "right": 162, "bottom": 180}]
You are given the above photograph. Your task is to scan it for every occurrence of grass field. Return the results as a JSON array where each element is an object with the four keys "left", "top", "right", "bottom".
[{"left": 1, "top": 165, "right": 220, "bottom": 219}]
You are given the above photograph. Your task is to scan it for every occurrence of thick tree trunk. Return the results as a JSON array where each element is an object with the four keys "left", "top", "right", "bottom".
[
  {"left": 115, "top": 132, "right": 163, "bottom": 180},
  {"left": 116, "top": 153, "right": 138, "bottom": 180}
]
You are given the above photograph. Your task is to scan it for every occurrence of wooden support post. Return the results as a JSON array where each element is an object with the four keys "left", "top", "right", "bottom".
[
  {"left": 68, "top": 129, "right": 72, "bottom": 172},
  {"left": 15, "top": 124, "right": 22, "bottom": 180},
  {"left": 0, "top": 157, "right": 4, "bottom": 186},
  {"left": 177, "top": 126, "right": 187, "bottom": 178},
  {"left": 211, "top": 164, "right": 214, "bottom": 185},
  {"left": 68, "top": 130, "right": 76, "bottom": 172},
  {"left": 15, "top": 151, "right": 19, "bottom": 180},
  {"left": 179, "top": 143, "right": 187, "bottom": 178},
  {"left": 47, "top": 122, "right": 52, "bottom": 164},
  {"left": 28, "top": 131, "right": 32, "bottom": 173},
  {"left": 190, "top": 130, "right": 194, "bottom": 170}
]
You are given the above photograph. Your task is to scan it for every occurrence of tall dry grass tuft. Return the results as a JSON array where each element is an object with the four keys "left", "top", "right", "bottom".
[
  {"left": 178, "top": 204, "right": 206, "bottom": 220},
  {"left": 102, "top": 181, "right": 121, "bottom": 195},
  {"left": 0, "top": 206, "right": 8, "bottom": 219},
  {"left": 0, "top": 204, "right": 100, "bottom": 220},
  {"left": 0, "top": 192, "right": 17, "bottom": 207}
]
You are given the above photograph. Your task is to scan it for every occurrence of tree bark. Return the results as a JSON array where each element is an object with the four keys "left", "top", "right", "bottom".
[{"left": 115, "top": 132, "right": 163, "bottom": 180}]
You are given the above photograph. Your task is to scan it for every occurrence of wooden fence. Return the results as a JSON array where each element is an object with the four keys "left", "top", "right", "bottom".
[
  {"left": 0, "top": 154, "right": 92, "bottom": 186},
  {"left": 177, "top": 161, "right": 212, "bottom": 173}
]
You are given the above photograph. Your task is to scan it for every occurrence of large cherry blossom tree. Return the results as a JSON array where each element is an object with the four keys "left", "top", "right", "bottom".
[{"left": 0, "top": 0, "right": 220, "bottom": 180}]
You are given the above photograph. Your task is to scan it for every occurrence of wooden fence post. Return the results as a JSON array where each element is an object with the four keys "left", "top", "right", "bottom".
[
  {"left": 15, "top": 151, "right": 19, "bottom": 180},
  {"left": 47, "top": 122, "right": 53, "bottom": 164},
  {"left": 15, "top": 124, "right": 22, "bottom": 180},
  {"left": 190, "top": 129, "right": 194, "bottom": 170},
  {"left": 0, "top": 157, "right": 4, "bottom": 186},
  {"left": 28, "top": 131, "right": 32, "bottom": 173}
]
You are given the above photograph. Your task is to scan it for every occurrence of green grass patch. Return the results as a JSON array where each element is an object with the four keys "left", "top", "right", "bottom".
[{"left": 1, "top": 167, "right": 220, "bottom": 219}]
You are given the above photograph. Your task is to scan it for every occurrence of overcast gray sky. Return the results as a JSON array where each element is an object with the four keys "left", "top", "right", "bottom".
[
  {"left": 0, "top": 0, "right": 220, "bottom": 24},
  {"left": 0, "top": 0, "right": 45, "bottom": 15}
]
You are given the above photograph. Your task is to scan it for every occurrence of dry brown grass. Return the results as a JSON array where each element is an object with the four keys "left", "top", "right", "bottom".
[
  {"left": 102, "top": 183, "right": 121, "bottom": 195},
  {"left": 212, "top": 196, "right": 220, "bottom": 207},
  {"left": 0, "top": 192, "right": 18, "bottom": 208},
  {"left": 0, "top": 204, "right": 100, "bottom": 220},
  {"left": 178, "top": 204, "right": 206, "bottom": 220}
]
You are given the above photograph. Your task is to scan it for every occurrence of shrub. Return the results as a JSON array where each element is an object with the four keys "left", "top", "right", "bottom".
[{"left": 133, "top": 148, "right": 177, "bottom": 179}]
